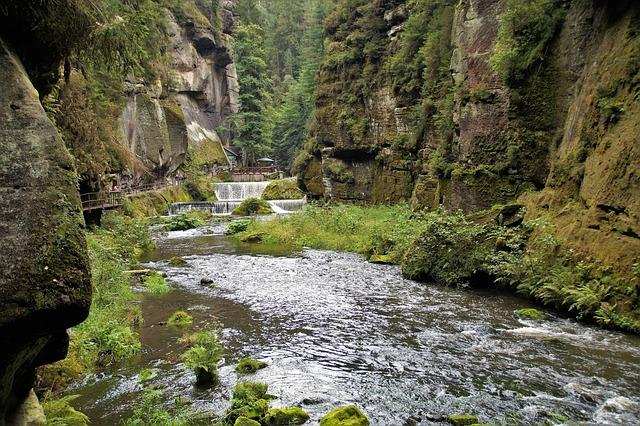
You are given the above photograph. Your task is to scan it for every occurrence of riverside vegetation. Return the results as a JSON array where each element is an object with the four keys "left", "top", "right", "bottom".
[{"left": 233, "top": 204, "right": 640, "bottom": 334}]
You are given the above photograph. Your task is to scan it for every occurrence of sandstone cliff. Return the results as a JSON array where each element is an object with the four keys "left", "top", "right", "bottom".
[
  {"left": 299, "top": 0, "right": 640, "bottom": 269},
  {"left": 119, "top": 4, "right": 239, "bottom": 179}
]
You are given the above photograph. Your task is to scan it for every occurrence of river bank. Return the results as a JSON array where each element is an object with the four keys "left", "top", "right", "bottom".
[
  {"left": 57, "top": 216, "right": 640, "bottom": 425},
  {"left": 232, "top": 204, "right": 640, "bottom": 334}
]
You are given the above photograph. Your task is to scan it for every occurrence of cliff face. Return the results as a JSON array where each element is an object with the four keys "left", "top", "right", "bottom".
[
  {"left": 300, "top": 0, "right": 640, "bottom": 269},
  {"left": 119, "top": 3, "right": 239, "bottom": 179},
  {"left": 0, "top": 38, "right": 90, "bottom": 425}
]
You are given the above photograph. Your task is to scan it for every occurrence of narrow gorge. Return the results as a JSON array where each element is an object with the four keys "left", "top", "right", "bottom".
[{"left": 0, "top": 0, "right": 638, "bottom": 425}]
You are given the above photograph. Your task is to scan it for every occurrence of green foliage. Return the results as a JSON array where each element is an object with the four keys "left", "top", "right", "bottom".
[
  {"left": 123, "top": 388, "right": 190, "bottom": 426},
  {"left": 169, "top": 256, "right": 189, "bottom": 267},
  {"left": 232, "top": 198, "right": 274, "bottom": 216},
  {"left": 262, "top": 179, "right": 305, "bottom": 200},
  {"left": 263, "top": 407, "right": 310, "bottom": 426},
  {"left": 42, "top": 395, "right": 89, "bottom": 426},
  {"left": 181, "top": 330, "right": 224, "bottom": 386},
  {"left": 138, "top": 368, "right": 158, "bottom": 382},
  {"left": 168, "top": 311, "right": 193, "bottom": 327},
  {"left": 514, "top": 308, "right": 545, "bottom": 320},
  {"left": 164, "top": 212, "right": 210, "bottom": 231},
  {"left": 490, "top": 0, "right": 568, "bottom": 83},
  {"left": 225, "top": 220, "right": 253, "bottom": 235},
  {"left": 143, "top": 274, "right": 172, "bottom": 295},
  {"left": 236, "top": 358, "right": 268, "bottom": 374},
  {"left": 231, "top": 24, "right": 274, "bottom": 165}
]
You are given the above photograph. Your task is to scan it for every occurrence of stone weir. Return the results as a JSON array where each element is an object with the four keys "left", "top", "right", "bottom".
[{"left": 169, "top": 181, "right": 306, "bottom": 215}]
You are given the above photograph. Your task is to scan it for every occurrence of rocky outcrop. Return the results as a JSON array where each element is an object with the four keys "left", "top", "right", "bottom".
[
  {"left": 119, "top": 5, "right": 239, "bottom": 179},
  {"left": 0, "top": 38, "right": 90, "bottom": 424},
  {"left": 300, "top": 0, "right": 640, "bottom": 270}
]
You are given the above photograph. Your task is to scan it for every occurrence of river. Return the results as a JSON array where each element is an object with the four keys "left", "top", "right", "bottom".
[{"left": 68, "top": 220, "right": 640, "bottom": 425}]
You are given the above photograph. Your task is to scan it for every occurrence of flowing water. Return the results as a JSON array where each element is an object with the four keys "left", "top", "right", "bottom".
[
  {"left": 68, "top": 222, "right": 640, "bottom": 425},
  {"left": 168, "top": 182, "right": 306, "bottom": 215}
]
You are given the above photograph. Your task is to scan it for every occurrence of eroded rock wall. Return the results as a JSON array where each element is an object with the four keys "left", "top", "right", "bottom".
[
  {"left": 301, "top": 0, "right": 640, "bottom": 269},
  {"left": 119, "top": 5, "right": 239, "bottom": 179},
  {"left": 0, "top": 38, "right": 90, "bottom": 424}
]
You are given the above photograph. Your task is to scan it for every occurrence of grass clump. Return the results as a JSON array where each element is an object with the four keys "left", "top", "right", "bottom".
[
  {"left": 225, "top": 220, "right": 252, "bottom": 235},
  {"left": 143, "top": 273, "right": 172, "bottom": 295},
  {"left": 236, "top": 358, "right": 267, "bottom": 374},
  {"left": 42, "top": 395, "right": 89, "bottom": 426},
  {"left": 180, "top": 330, "right": 224, "bottom": 386},
  {"left": 123, "top": 387, "right": 191, "bottom": 426},
  {"left": 167, "top": 311, "right": 193, "bottom": 327},
  {"left": 232, "top": 198, "right": 273, "bottom": 216},
  {"left": 262, "top": 178, "right": 305, "bottom": 200},
  {"left": 164, "top": 211, "right": 211, "bottom": 231}
]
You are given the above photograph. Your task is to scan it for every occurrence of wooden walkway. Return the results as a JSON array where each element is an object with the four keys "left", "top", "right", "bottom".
[{"left": 80, "top": 182, "right": 174, "bottom": 212}]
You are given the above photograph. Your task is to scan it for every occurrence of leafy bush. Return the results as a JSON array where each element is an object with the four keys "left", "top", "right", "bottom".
[
  {"left": 232, "top": 198, "right": 273, "bottom": 216},
  {"left": 490, "top": 0, "right": 568, "bottom": 83},
  {"left": 164, "top": 212, "right": 209, "bottom": 231},
  {"left": 181, "top": 331, "right": 224, "bottom": 386},
  {"left": 143, "top": 274, "right": 172, "bottom": 295},
  {"left": 225, "top": 220, "right": 252, "bottom": 235}
]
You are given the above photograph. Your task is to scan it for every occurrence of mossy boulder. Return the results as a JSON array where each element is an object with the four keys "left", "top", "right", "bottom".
[
  {"left": 320, "top": 405, "right": 369, "bottom": 426},
  {"left": 264, "top": 407, "right": 310, "bottom": 425},
  {"left": 240, "top": 232, "right": 266, "bottom": 243},
  {"left": 448, "top": 415, "right": 479, "bottom": 426},
  {"left": 169, "top": 256, "right": 188, "bottom": 266},
  {"left": 232, "top": 198, "right": 273, "bottom": 216},
  {"left": 236, "top": 358, "right": 267, "bottom": 374},
  {"left": 234, "top": 418, "right": 261, "bottom": 426},
  {"left": 514, "top": 308, "right": 545, "bottom": 320},
  {"left": 167, "top": 311, "right": 193, "bottom": 327},
  {"left": 263, "top": 178, "right": 305, "bottom": 200}
]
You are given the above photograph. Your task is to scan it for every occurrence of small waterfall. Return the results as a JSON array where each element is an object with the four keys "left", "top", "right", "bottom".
[
  {"left": 169, "top": 201, "right": 243, "bottom": 216},
  {"left": 215, "top": 182, "right": 269, "bottom": 201}
]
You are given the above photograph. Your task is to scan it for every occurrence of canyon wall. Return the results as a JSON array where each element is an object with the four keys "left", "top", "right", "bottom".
[{"left": 299, "top": 0, "right": 640, "bottom": 268}]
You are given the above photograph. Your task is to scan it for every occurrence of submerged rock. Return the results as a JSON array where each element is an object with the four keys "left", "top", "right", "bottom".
[
  {"left": 320, "top": 405, "right": 369, "bottom": 426},
  {"left": 200, "top": 277, "right": 214, "bottom": 285},
  {"left": 514, "top": 308, "right": 545, "bottom": 320},
  {"left": 264, "top": 407, "right": 310, "bottom": 425},
  {"left": 447, "top": 414, "right": 479, "bottom": 426},
  {"left": 169, "top": 256, "right": 188, "bottom": 266},
  {"left": 236, "top": 358, "right": 267, "bottom": 374}
]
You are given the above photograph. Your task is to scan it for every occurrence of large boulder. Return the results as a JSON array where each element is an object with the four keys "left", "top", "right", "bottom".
[{"left": 0, "top": 39, "right": 91, "bottom": 424}]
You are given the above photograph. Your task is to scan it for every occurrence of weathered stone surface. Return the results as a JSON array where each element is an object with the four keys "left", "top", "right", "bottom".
[{"left": 0, "top": 38, "right": 91, "bottom": 423}]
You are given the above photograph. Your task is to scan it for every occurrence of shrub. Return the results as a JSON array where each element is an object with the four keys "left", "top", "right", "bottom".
[
  {"left": 225, "top": 220, "right": 252, "bottom": 235},
  {"left": 490, "top": 0, "right": 568, "bottom": 83},
  {"left": 232, "top": 198, "right": 273, "bottom": 216},
  {"left": 164, "top": 212, "right": 209, "bottom": 231},
  {"left": 167, "top": 311, "right": 193, "bottom": 327},
  {"left": 143, "top": 274, "right": 172, "bottom": 295}
]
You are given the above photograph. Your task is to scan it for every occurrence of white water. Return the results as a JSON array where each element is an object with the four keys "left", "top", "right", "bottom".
[
  {"left": 169, "top": 181, "right": 306, "bottom": 215},
  {"left": 214, "top": 182, "right": 269, "bottom": 201}
]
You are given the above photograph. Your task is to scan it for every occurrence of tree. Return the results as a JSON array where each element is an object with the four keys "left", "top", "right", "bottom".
[{"left": 231, "top": 24, "right": 274, "bottom": 166}]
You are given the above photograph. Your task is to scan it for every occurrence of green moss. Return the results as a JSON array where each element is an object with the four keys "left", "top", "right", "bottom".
[
  {"left": 169, "top": 256, "right": 188, "bottom": 267},
  {"left": 143, "top": 274, "right": 172, "bottom": 295},
  {"left": 447, "top": 415, "right": 479, "bottom": 426},
  {"left": 514, "top": 308, "right": 546, "bottom": 320},
  {"left": 320, "top": 405, "right": 369, "bottom": 426},
  {"left": 224, "top": 382, "right": 272, "bottom": 424},
  {"left": 368, "top": 254, "right": 394, "bottom": 265},
  {"left": 42, "top": 395, "right": 89, "bottom": 426},
  {"left": 262, "top": 178, "right": 305, "bottom": 200},
  {"left": 264, "top": 407, "right": 310, "bottom": 425},
  {"left": 167, "top": 311, "right": 193, "bottom": 327},
  {"left": 138, "top": 368, "right": 157, "bottom": 382},
  {"left": 235, "top": 418, "right": 261, "bottom": 426},
  {"left": 232, "top": 198, "right": 273, "bottom": 216},
  {"left": 236, "top": 358, "right": 268, "bottom": 374}
]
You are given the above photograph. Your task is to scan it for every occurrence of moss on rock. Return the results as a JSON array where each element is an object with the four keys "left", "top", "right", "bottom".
[
  {"left": 263, "top": 178, "right": 305, "bottom": 200},
  {"left": 320, "top": 405, "right": 369, "bottom": 426},
  {"left": 234, "top": 417, "right": 261, "bottom": 426},
  {"left": 448, "top": 415, "right": 479, "bottom": 426},
  {"left": 236, "top": 358, "right": 267, "bottom": 374},
  {"left": 232, "top": 198, "right": 273, "bottom": 216},
  {"left": 264, "top": 407, "right": 310, "bottom": 425},
  {"left": 514, "top": 308, "right": 545, "bottom": 320},
  {"left": 169, "top": 256, "right": 188, "bottom": 267}
]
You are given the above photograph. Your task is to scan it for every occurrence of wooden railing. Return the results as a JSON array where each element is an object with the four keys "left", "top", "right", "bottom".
[
  {"left": 80, "top": 181, "right": 178, "bottom": 212},
  {"left": 233, "top": 166, "right": 277, "bottom": 175}
]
